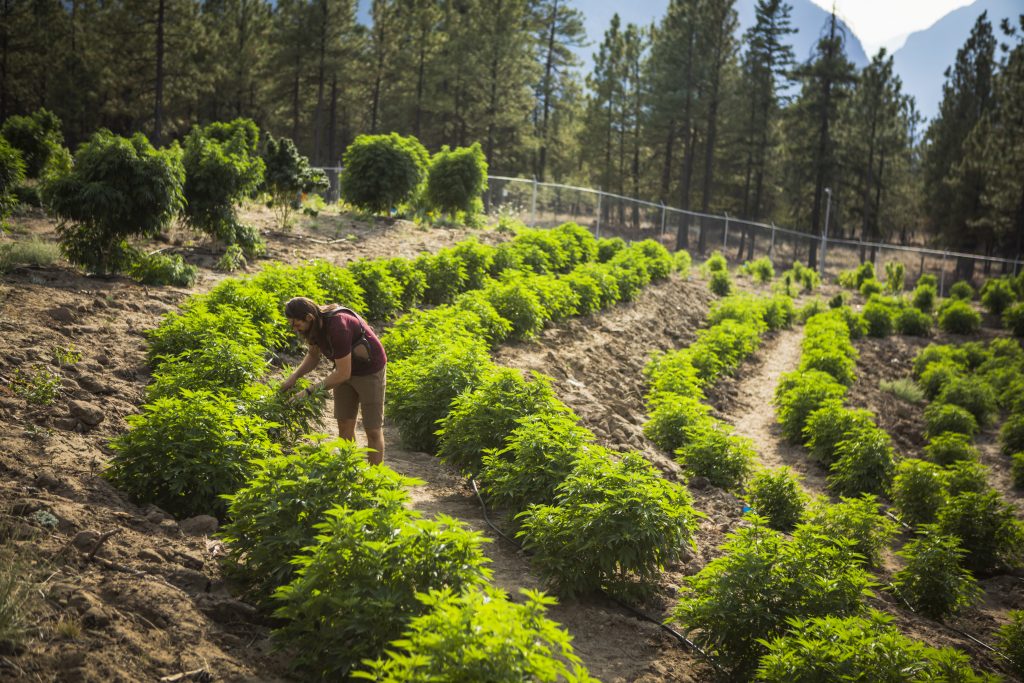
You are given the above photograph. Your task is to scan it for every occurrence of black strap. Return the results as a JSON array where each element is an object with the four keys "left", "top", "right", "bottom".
[{"left": 321, "top": 307, "right": 372, "bottom": 363}]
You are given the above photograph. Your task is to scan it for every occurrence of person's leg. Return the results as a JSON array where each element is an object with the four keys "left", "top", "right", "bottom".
[
  {"left": 337, "top": 418, "right": 357, "bottom": 441},
  {"left": 351, "top": 368, "right": 386, "bottom": 465},
  {"left": 365, "top": 427, "right": 384, "bottom": 465},
  {"left": 333, "top": 383, "right": 359, "bottom": 442}
]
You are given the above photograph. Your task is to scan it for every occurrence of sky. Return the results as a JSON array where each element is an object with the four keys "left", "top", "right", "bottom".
[{"left": 807, "top": 0, "right": 978, "bottom": 53}]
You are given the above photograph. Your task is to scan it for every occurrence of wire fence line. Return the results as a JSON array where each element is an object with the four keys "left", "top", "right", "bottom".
[
  {"left": 484, "top": 176, "right": 1023, "bottom": 297},
  {"left": 313, "top": 168, "right": 1021, "bottom": 297}
]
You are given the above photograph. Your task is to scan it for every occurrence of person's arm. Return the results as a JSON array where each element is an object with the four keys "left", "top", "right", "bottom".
[
  {"left": 301, "top": 353, "right": 351, "bottom": 396},
  {"left": 279, "top": 345, "right": 322, "bottom": 392}
]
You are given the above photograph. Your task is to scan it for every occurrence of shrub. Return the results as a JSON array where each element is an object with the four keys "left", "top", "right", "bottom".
[
  {"left": 918, "top": 273, "right": 938, "bottom": 288},
  {"left": 741, "top": 256, "right": 774, "bottom": 283},
  {"left": 386, "top": 338, "right": 492, "bottom": 452},
  {"left": 1004, "top": 302, "right": 1024, "bottom": 337},
  {"left": 146, "top": 337, "right": 268, "bottom": 400},
  {"left": 937, "top": 376, "right": 997, "bottom": 426},
  {"left": 673, "top": 249, "right": 692, "bottom": 278},
  {"left": 219, "top": 437, "right": 415, "bottom": 604},
  {"left": 0, "top": 237, "right": 60, "bottom": 273},
  {"left": 859, "top": 278, "right": 883, "bottom": 298},
  {"left": 799, "top": 494, "right": 897, "bottom": 567},
  {"left": 182, "top": 120, "right": 265, "bottom": 245},
  {"left": 1002, "top": 414, "right": 1024, "bottom": 457},
  {"left": 838, "top": 261, "right": 875, "bottom": 290},
  {"left": 524, "top": 274, "right": 580, "bottom": 321},
  {"left": 562, "top": 270, "right": 603, "bottom": 315},
  {"left": 415, "top": 249, "right": 468, "bottom": 305},
  {"left": 450, "top": 238, "right": 495, "bottom": 290},
  {"left": 763, "top": 295, "right": 796, "bottom": 330},
  {"left": 146, "top": 301, "right": 262, "bottom": 367},
  {"left": 949, "top": 280, "right": 975, "bottom": 300},
  {"left": 879, "top": 378, "right": 925, "bottom": 404},
  {"left": 671, "top": 521, "right": 871, "bottom": 677},
  {"left": 796, "top": 297, "right": 826, "bottom": 322},
  {"left": 895, "top": 306, "right": 932, "bottom": 336},
  {"left": 919, "top": 361, "right": 963, "bottom": 400},
  {"left": 675, "top": 421, "right": 756, "bottom": 490},
  {"left": 924, "top": 402, "right": 979, "bottom": 439},
  {"left": 936, "top": 491, "right": 1024, "bottom": 573},
  {"left": 573, "top": 262, "right": 620, "bottom": 307},
  {"left": 480, "top": 412, "right": 591, "bottom": 515},
  {"left": 596, "top": 236, "right": 626, "bottom": 262},
  {"left": 643, "top": 393, "right": 714, "bottom": 454},
  {"left": 43, "top": 131, "right": 185, "bottom": 275},
  {"left": 352, "top": 587, "right": 595, "bottom": 682},
  {"left": 911, "top": 283, "right": 938, "bottom": 313},
  {"left": 305, "top": 259, "right": 367, "bottom": 311},
  {"left": 452, "top": 290, "right": 513, "bottom": 346},
  {"left": 0, "top": 108, "right": 62, "bottom": 177},
  {"left": 424, "top": 143, "right": 488, "bottom": 221},
  {"left": 981, "top": 277, "right": 1016, "bottom": 315},
  {"left": 7, "top": 365, "right": 60, "bottom": 405},
  {"left": 508, "top": 228, "right": 566, "bottom": 273},
  {"left": 551, "top": 222, "right": 599, "bottom": 269},
  {"left": 608, "top": 248, "right": 651, "bottom": 300},
  {"left": 273, "top": 506, "right": 491, "bottom": 679},
  {"left": 702, "top": 251, "right": 727, "bottom": 274},
  {"left": 105, "top": 390, "right": 279, "bottom": 518},
  {"left": 802, "top": 401, "right": 876, "bottom": 467},
  {"left": 384, "top": 257, "right": 427, "bottom": 310},
  {"left": 261, "top": 133, "right": 328, "bottom": 229},
  {"left": 799, "top": 348, "right": 856, "bottom": 386},
  {"left": 483, "top": 279, "right": 547, "bottom": 340},
  {"left": 996, "top": 611, "right": 1024, "bottom": 679},
  {"left": 215, "top": 244, "right": 246, "bottom": 272},
  {"left": 891, "top": 526, "right": 980, "bottom": 620},
  {"left": 689, "top": 318, "right": 764, "bottom": 382},
  {"left": 828, "top": 425, "right": 895, "bottom": 498},
  {"left": 127, "top": 251, "right": 198, "bottom": 287},
  {"left": 776, "top": 370, "right": 848, "bottom": 443},
  {"left": 945, "top": 460, "right": 990, "bottom": 497},
  {"left": 755, "top": 611, "right": 986, "bottom": 682},
  {"left": 236, "top": 379, "right": 326, "bottom": 443},
  {"left": 862, "top": 298, "right": 897, "bottom": 337},
  {"left": 892, "top": 459, "right": 947, "bottom": 526},
  {"left": 938, "top": 300, "right": 981, "bottom": 334},
  {"left": 925, "top": 432, "right": 978, "bottom": 466},
  {"left": 1013, "top": 453, "right": 1024, "bottom": 489},
  {"left": 633, "top": 239, "right": 673, "bottom": 280},
  {"left": 744, "top": 468, "right": 807, "bottom": 531},
  {"left": 0, "top": 136, "right": 25, "bottom": 230},
  {"left": 340, "top": 133, "right": 429, "bottom": 213},
  {"left": 884, "top": 260, "right": 906, "bottom": 293},
  {"left": 517, "top": 450, "right": 701, "bottom": 599},
  {"left": 348, "top": 259, "right": 404, "bottom": 321},
  {"left": 436, "top": 369, "right": 566, "bottom": 477},
  {"left": 709, "top": 269, "right": 732, "bottom": 296}
]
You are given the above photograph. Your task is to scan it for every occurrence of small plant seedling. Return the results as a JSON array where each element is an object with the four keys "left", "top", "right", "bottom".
[
  {"left": 9, "top": 365, "right": 61, "bottom": 405},
  {"left": 51, "top": 343, "right": 82, "bottom": 367}
]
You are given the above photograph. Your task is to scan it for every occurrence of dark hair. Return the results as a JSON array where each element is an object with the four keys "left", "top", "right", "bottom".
[{"left": 284, "top": 296, "right": 338, "bottom": 344}]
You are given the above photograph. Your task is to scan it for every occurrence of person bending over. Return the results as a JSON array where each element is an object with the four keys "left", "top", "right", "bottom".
[{"left": 280, "top": 296, "right": 387, "bottom": 464}]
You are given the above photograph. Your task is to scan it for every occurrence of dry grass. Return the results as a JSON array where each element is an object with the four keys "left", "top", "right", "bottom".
[{"left": 0, "top": 237, "right": 61, "bottom": 273}]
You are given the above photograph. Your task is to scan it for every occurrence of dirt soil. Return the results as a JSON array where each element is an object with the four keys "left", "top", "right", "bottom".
[{"left": 3, "top": 206, "right": 1023, "bottom": 682}]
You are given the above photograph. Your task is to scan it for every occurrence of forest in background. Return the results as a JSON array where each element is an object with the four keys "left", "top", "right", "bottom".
[{"left": 1, "top": 0, "right": 1022, "bottom": 270}]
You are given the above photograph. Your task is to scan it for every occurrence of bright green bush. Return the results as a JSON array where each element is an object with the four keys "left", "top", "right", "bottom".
[
  {"left": 884, "top": 260, "right": 906, "bottom": 293},
  {"left": 1002, "top": 415, "right": 1024, "bottom": 456},
  {"left": 1013, "top": 453, "right": 1024, "bottom": 488},
  {"left": 936, "top": 491, "right": 1024, "bottom": 573},
  {"left": 340, "top": 133, "right": 429, "bottom": 214},
  {"left": 799, "top": 348, "right": 856, "bottom": 386},
  {"left": 945, "top": 460, "right": 990, "bottom": 497},
  {"left": 573, "top": 262, "right": 620, "bottom": 307},
  {"left": 949, "top": 280, "right": 975, "bottom": 300},
  {"left": 523, "top": 274, "right": 580, "bottom": 321},
  {"left": 483, "top": 278, "right": 547, "bottom": 340},
  {"left": 146, "top": 337, "right": 268, "bottom": 400},
  {"left": 924, "top": 432, "right": 979, "bottom": 466},
  {"left": 862, "top": 298, "right": 897, "bottom": 337},
  {"left": 550, "top": 222, "right": 599, "bottom": 269},
  {"left": 859, "top": 278, "right": 883, "bottom": 298},
  {"left": 352, "top": 586, "right": 597, "bottom": 682},
  {"left": 273, "top": 506, "right": 491, "bottom": 679},
  {"left": 509, "top": 228, "right": 568, "bottom": 273},
  {"left": 1004, "top": 302, "right": 1024, "bottom": 337},
  {"left": 220, "top": 437, "right": 415, "bottom": 604},
  {"left": 744, "top": 468, "right": 807, "bottom": 531},
  {"left": 755, "top": 611, "right": 987, "bottom": 682},
  {"left": 673, "top": 249, "right": 692, "bottom": 277},
  {"left": 436, "top": 369, "right": 566, "bottom": 477},
  {"left": 305, "top": 260, "right": 367, "bottom": 311},
  {"left": 799, "top": 494, "right": 897, "bottom": 567},
  {"left": 896, "top": 306, "right": 932, "bottom": 336},
  {"left": 891, "top": 526, "right": 980, "bottom": 620},
  {"left": 452, "top": 290, "right": 513, "bottom": 346},
  {"left": 562, "top": 270, "right": 603, "bottom": 315},
  {"left": 996, "top": 610, "right": 1024, "bottom": 679},
  {"left": 425, "top": 143, "right": 488, "bottom": 220},
  {"left": 643, "top": 393, "right": 714, "bottom": 454},
  {"left": 671, "top": 521, "right": 871, "bottom": 677},
  {"left": 776, "top": 370, "right": 848, "bottom": 443},
  {"left": 689, "top": 318, "right": 764, "bottom": 382},
  {"left": 937, "top": 376, "right": 997, "bottom": 426},
  {"left": 127, "top": 251, "right": 198, "bottom": 287},
  {"left": 827, "top": 425, "right": 895, "bottom": 498},
  {"left": 633, "top": 239, "right": 673, "bottom": 280},
  {"left": 762, "top": 295, "right": 796, "bottom": 330},
  {"left": 741, "top": 256, "right": 774, "bottom": 283},
  {"left": 924, "top": 402, "right": 979, "bottom": 439},
  {"left": 347, "top": 259, "right": 404, "bottom": 321},
  {"left": 981, "top": 277, "right": 1016, "bottom": 315},
  {"left": 261, "top": 133, "right": 328, "bottom": 229},
  {"left": 938, "top": 300, "right": 981, "bottom": 334},
  {"left": 0, "top": 136, "right": 25, "bottom": 230},
  {"left": 892, "top": 459, "right": 947, "bottom": 526},
  {"left": 480, "top": 412, "right": 592, "bottom": 515},
  {"left": 450, "top": 238, "right": 495, "bottom": 290},
  {"left": 105, "top": 390, "right": 279, "bottom": 518},
  {"left": 709, "top": 269, "right": 732, "bottom": 296},
  {"left": 146, "top": 302, "right": 261, "bottom": 366},
  {"left": 384, "top": 257, "right": 427, "bottom": 310},
  {"left": 415, "top": 249, "right": 468, "bottom": 305},
  {"left": 43, "top": 131, "right": 185, "bottom": 275},
  {"left": 802, "top": 401, "right": 876, "bottom": 467},
  {"left": 702, "top": 251, "right": 727, "bottom": 274},
  {"left": 517, "top": 450, "right": 700, "bottom": 599},
  {"left": 911, "top": 283, "right": 938, "bottom": 313},
  {"left": 837, "top": 261, "right": 875, "bottom": 290},
  {"left": 215, "top": 244, "right": 246, "bottom": 272},
  {"left": 644, "top": 349, "right": 702, "bottom": 399},
  {"left": 0, "top": 108, "right": 62, "bottom": 178},
  {"left": 675, "top": 421, "right": 756, "bottom": 489},
  {"left": 919, "top": 360, "right": 963, "bottom": 400},
  {"left": 596, "top": 236, "right": 626, "bottom": 262},
  {"left": 202, "top": 279, "right": 290, "bottom": 350},
  {"left": 236, "top": 379, "right": 326, "bottom": 443},
  {"left": 608, "top": 248, "right": 651, "bottom": 300}
]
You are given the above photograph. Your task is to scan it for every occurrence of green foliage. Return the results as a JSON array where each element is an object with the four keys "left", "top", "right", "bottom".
[
  {"left": 561, "top": 270, "right": 603, "bottom": 315},
  {"left": 884, "top": 260, "right": 906, "bottom": 293},
  {"left": 781, "top": 261, "right": 820, "bottom": 292},
  {"left": 837, "top": 261, "right": 875, "bottom": 290},
  {"left": 146, "top": 301, "right": 261, "bottom": 367},
  {"left": 755, "top": 611, "right": 990, "bottom": 682},
  {"left": 1002, "top": 414, "right": 1024, "bottom": 456},
  {"left": 936, "top": 490, "right": 1024, "bottom": 573},
  {"left": 450, "top": 238, "right": 496, "bottom": 289},
  {"left": 938, "top": 300, "right": 982, "bottom": 334},
  {"left": 633, "top": 239, "right": 673, "bottom": 280},
  {"left": 1004, "top": 302, "right": 1024, "bottom": 336},
  {"left": 607, "top": 248, "right": 652, "bottom": 300},
  {"left": 796, "top": 298, "right": 827, "bottom": 323},
  {"left": 523, "top": 274, "right": 580, "bottom": 321},
  {"left": 799, "top": 495, "right": 898, "bottom": 567},
  {"left": 862, "top": 297, "right": 897, "bottom": 337},
  {"left": 127, "top": 251, "right": 198, "bottom": 287},
  {"left": 896, "top": 306, "right": 933, "bottom": 336},
  {"left": 0, "top": 136, "right": 25, "bottom": 230},
  {"left": 892, "top": 459, "right": 948, "bottom": 526},
  {"left": 745, "top": 467, "right": 807, "bottom": 531},
  {"left": 597, "top": 236, "right": 626, "bottom": 262},
  {"left": 880, "top": 378, "right": 925, "bottom": 404},
  {"left": 891, "top": 526, "right": 980, "bottom": 620},
  {"left": 912, "top": 283, "right": 938, "bottom": 312},
  {"left": 340, "top": 133, "right": 429, "bottom": 214},
  {"left": 827, "top": 425, "right": 896, "bottom": 498},
  {"left": 925, "top": 432, "right": 979, "bottom": 466},
  {"left": 424, "top": 143, "right": 488, "bottom": 219},
  {"left": 776, "top": 370, "right": 848, "bottom": 443},
  {"left": 0, "top": 237, "right": 60, "bottom": 273},
  {"left": 741, "top": 256, "right": 775, "bottom": 283},
  {"left": 106, "top": 390, "right": 279, "bottom": 518},
  {"left": 799, "top": 348, "right": 856, "bottom": 386},
  {"left": 261, "top": 133, "right": 328, "bottom": 229},
  {"left": 671, "top": 521, "right": 872, "bottom": 677},
  {"left": 689, "top": 318, "right": 764, "bottom": 383},
  {"left": 919, "top": 361, "right": 963, "bottom": 400},
  {"left": 675, "top": 421, "right": 756, "bottom": 489},
  {"left": 51, "top": 343, "right": 81, "bottom": 367},
  {"left": 480, "top": 412, "right": 591, "bottom": 515},
  {"left": 981, "top": 277, "right": 1016, "bottom": 315},
  {"left": 802, "top": 401, "right": 876, "bottom": 467},
  {"left": 643, "top": 392, "right": 713, "bottom": 453},
  {"left": 483, "top": 278, "right": 547, "bottom": 340},
  {"left": 949, "top": 280, "right": 975, "bottom": 300},
  {"left": 384, "top": 257, "right": 427, "bottom": 310},
  {"left": 415, "top": 250, "right": 468, "bottom": 305},
  {"left": 348, "top": 259, "right": 404, "bottom": 321},
  {"left": 436, "top": 369, "right": 566, "bottom": 477},
  {"left": 273, "top": 506, "right": 491, "bottom": 679},
  {"left": 43, "top": 131, "right": 185, "bottom": 275},
  {"left": 7, "top": 365, "right": 60, "bottom": 405},
  {"left": 145, "top": 337, "right": 268, "bottom": 400},
  {"left": 996, "top": 611, "right": 1024, "bottom": 679},
  {"left": 702, "top": 250, "right": 728, "bottom": 274},
  {"left": 0, "top": 108, "right": 63, "bottom": 177},
  {"left": 386, "top": 339, "right": 491, "bottom": 452},
  {"left": 709, "top": 269, "right": 732, "bottom": 296},
  {"left": 220, "top": 437, "right": 415, "bottom": 605},
  {"left": 203, "top": 280, "right": 288, "bottom": 351},
  {"left": 859, "top": 278, "right": 883, "bottom": 298},
  {"left": 924, "top": 402, "right": 979, "bottom": 439},
  {"left": 215, "top": 244, "right": 247, "bottom": 272},
  {"left": 0, "top": 548, "right": 33, "bottom": 653},
  {"left": 304, "top": 259, "right": 367, "bottom": 311},
  {"left": 352, "top": 586, "right": 597, "bottom": 683},
  {"left": 236, "top": 380, "right": 326, "bottom": 443},
  {"left": 517, "top": 450, "right": 700, "bottom": 599},
  {"left": 937, "top": 376, "right": 997, "bottom": 426},
  {"left": 673, "top": 249, "right": 692, "bottom": 277},
  {"left": 945, "top": 460, "right": 990, "bottom": 497},
  {"left": 572, "top": 262, "right": 620, "bottom": 307}
]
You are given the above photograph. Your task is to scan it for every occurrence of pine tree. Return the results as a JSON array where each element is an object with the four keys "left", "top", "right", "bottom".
[{"left": 533, "top": 0, "right": 585, "bottom": 182}]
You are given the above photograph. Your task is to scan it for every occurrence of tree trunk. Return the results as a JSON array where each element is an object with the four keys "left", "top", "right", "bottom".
[
  {"left": 154, "top": 0, "right": 166, "bottom": 145},
  {"left": 538, "top": 0, "right": 558, "bottom": 182},
  {"left": 312, "top": 0, "right": 328, "bottom": 164}
]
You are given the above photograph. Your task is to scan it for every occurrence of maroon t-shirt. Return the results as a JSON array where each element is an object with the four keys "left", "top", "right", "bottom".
[{"left": 314, "top": 310, "right": 387, "bottom": 376}]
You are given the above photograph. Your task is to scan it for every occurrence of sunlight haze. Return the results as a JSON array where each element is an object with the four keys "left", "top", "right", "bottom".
[{"left": 807, "top": 0, "right": 979, "bottom": 54}]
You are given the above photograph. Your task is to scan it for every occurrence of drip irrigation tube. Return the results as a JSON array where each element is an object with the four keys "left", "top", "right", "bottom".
[{"left": 468, "top": 479, "right": 726, "bottom": 675}]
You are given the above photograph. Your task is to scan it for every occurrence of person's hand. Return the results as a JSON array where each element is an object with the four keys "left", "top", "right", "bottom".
[{"left": 279, "top": 377, "right": 296, "bottom": 393}]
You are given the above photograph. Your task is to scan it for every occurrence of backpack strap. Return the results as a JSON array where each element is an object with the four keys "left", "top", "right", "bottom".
[{"left": 321, "top": 306, "right": 372, "bottom": 363}]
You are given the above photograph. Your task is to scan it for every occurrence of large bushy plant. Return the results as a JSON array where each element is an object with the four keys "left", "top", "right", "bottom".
[
  {"left": 261, "top": 133, "right": 328, "bottom": 229},
  {"left": 891, "top": 526, "right": 980, "bottom": 620},
  {"left": 340, "top": 133, "right": 428, "bottom": 214},
  {"left": 0, "top": 108, "right": 63, "bottom": 177},
  {"left": 0, "top": 136, "right": 25, "bottom": 231},
  {"left": 424, "top": 143, "right": 488, "bottom": 221}
]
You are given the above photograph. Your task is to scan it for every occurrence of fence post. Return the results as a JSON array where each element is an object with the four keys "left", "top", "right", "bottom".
[
  {"left": 530, "top": 177, "right": 538, "bottom": 227},
  {"left": 595, "top": 191, "right": 602, "bottom": 239},
  {"left": 723, "top": 212, "right": 729, "bottom": 250},
  {"left": 660, "top": 202, "right": 667, "bottom": 236},
  {"left": 769, "top": 222, "right": 776, "bottom": 258},
  {"left": 939, "top": 252, "right": 948, "bottom": 297}
]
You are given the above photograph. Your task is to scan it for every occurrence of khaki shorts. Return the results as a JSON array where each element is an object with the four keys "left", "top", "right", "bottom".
[{"left": 333, "top": 367, "right": 386, "bottom": 429}]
